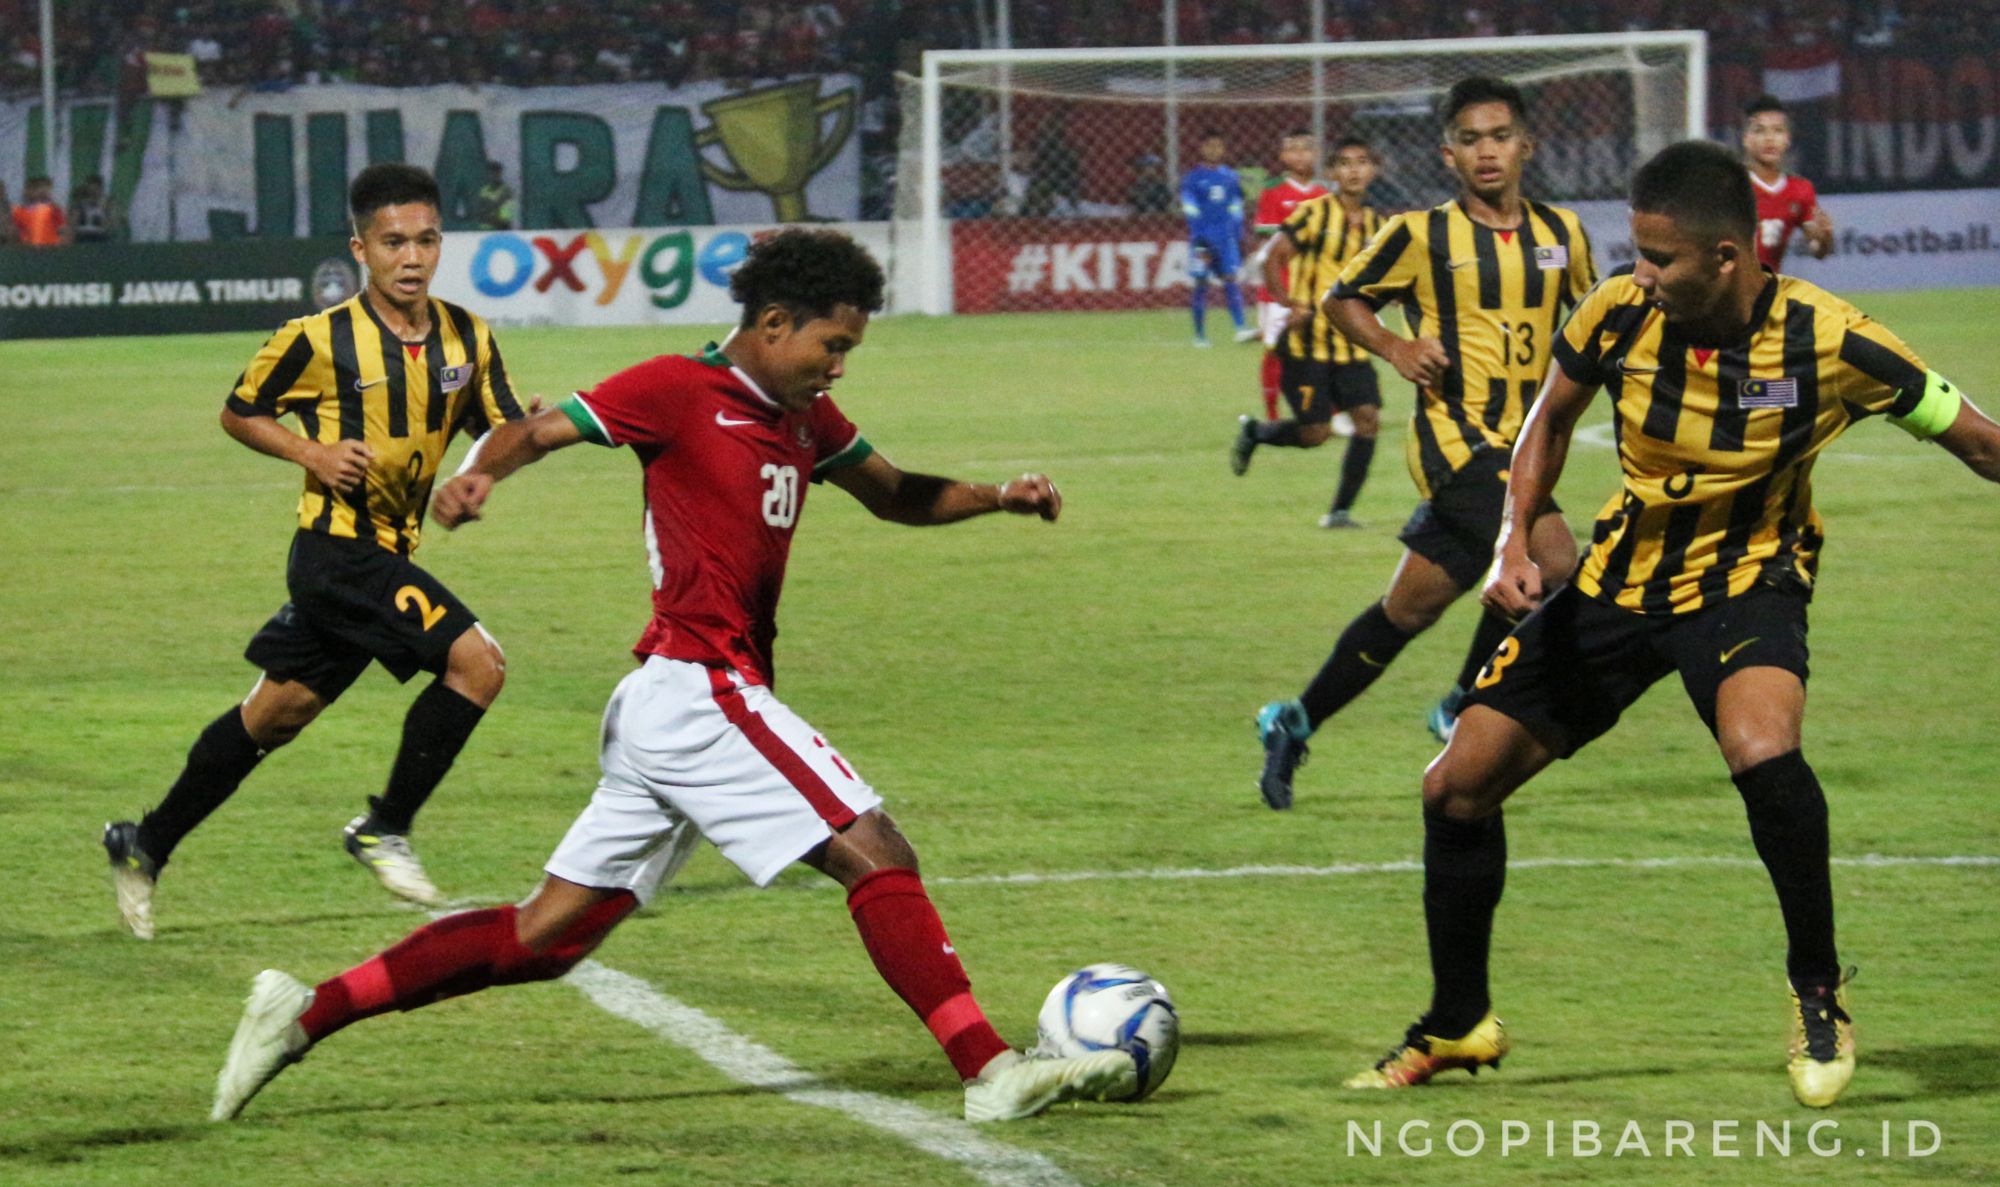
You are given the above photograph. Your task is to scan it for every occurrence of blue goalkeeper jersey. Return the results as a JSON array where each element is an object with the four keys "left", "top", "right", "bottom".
[{"left": 1180, "top": 164, "right": 1245, "bottom": 242}]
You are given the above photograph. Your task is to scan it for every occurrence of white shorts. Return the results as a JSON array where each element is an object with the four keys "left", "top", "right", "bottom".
[
  {"left": 544, "top": 657, "right": 883, "bottom": 900},
  {"left": 1260, "top": 301, "right": 1291, "bottom": 347}
]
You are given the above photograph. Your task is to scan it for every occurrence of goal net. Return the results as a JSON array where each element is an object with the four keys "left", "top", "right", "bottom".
[{"left": 896, "top": 33, "right": 1706, "bottom": 315}]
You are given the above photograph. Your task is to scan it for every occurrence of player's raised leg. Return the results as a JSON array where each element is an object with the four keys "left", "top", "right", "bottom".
[
  {"left": 1346, "top": 704, "right": 1553, "bottom": 1088},
  {"left": 345, "top": 622, "right": 507, "bottom": 906},
  {"left": 805, "top": 811, "right": 1138, "bottom": 1120},
  {"left": 213, "top": 873, "right": 640, "bottom": 1120},
  {"left": 1255, "top": 549, "right": 1461, "bottom": 808},
  {"left": 103, "top": 674, "right": 325, "bottom": 938}
]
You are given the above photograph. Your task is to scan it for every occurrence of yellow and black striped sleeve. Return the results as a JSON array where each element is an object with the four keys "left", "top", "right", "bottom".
[
  {"left": 1834, "top": 315, "right": 1930, "bottom": 420},
  {"left": 456, "top": 314, "right": 528, "bottom": 437},
  {"left": 1329, "top": 213, "right": 1422, "bottom": 309},
  {"left": 1563, "top": 216, "right": 1598, "bottom": 307},
  {"left": 1552, "top": 270, "right": 1647, "bottom": 387},
  {"left": 1280, "top": 196, "right": 1327, "bottom": 253},
  {"left": 226, "top": 319, "right": 328, "bottom": 418}
]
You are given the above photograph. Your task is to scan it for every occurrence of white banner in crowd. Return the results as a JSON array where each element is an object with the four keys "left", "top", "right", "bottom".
[
  {"left": 1571, "top": 189, "right": 2000, "bottom": 291},
  {"left": 428, "top": 222, "right": 898, "bottom": 328},
  {"left": 0, "top": 77, "right": 863, "bottom": 243}
]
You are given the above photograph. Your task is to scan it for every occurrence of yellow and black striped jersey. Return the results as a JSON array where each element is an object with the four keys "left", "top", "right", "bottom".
[
  {"left": 226, "top": 294, "right": 524, "bottom": 554},
  {"left": 1553, "top": 270, "right": 1930, "bottom": 615},
  {"left": 1332, "top": 198, "right": 1596, "bottom": 498},
  {"left": 1278, "top": 196, "right": 1383, "bottom": 366}
]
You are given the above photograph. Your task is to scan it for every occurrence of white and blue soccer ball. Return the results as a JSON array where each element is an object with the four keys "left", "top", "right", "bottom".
[{"left": 1034, "top": 963, "right": 1180, "bottom": 1101}]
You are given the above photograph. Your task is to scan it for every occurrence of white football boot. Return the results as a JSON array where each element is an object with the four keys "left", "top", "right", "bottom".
[
  {"left": 212, "top": 969, "right": 314, "bottom": 1120},
  {"left": 963, "top": 1049, "right": 1138, "bottom": 1122},
  {"left": 342, "top": 816, "right": 445, "bottom": 906}
]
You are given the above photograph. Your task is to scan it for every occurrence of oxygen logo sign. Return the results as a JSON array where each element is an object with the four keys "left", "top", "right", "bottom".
[{"left": 469, "top": 229, "right": 752, "bottom": 310}]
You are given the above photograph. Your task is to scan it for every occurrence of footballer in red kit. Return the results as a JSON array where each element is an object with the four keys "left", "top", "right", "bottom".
[
  {"left": 565, "top": 345, "right": 872, "bottom": 686},
  {"left": 209, "top": 229, "right": 1141, "bottom": 1127},
  {"left": 1742, "top": 94, "right": 1832, "bottom": 271},
  {"left": 1251, "top": 130, "right": 1328, "bottom": 418}
]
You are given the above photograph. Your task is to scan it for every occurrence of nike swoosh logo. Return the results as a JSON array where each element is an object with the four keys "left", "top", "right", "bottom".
[
  {"left": 1358, "top": 651, "right": 1387, "bottom": 668},
  {"left": 353, "top": 376, "right": 387, "bottom": 391},
  {"left": 1615, "top": 362, "right": 1661, "bottom": 374},
  {"left": 1447, "top": 259, "right": 1480, "bottom": 271},
  {"left": 715, "top": 412, "right": 757, "bottom": 427},
  {"left": 1719, "top": 637, "right": 1761, "bottom": 665}
]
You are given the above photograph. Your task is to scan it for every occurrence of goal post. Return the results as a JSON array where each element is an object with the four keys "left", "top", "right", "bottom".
[{"left": 898, "top": 32, "right": 1707, "bottom": 316}]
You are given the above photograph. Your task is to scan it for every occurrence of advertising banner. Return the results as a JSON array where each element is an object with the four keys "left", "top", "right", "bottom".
[
  {"left": 1571, "top": 189, "right": 2000, "bottom": 292},
  {"left": 427, "top": 221, "right": 896, "bottom": 328},
  {"left": 0, "top": 238, "right": 358, "bottom": 340},
  {"left": 0, "top": 76, "right": 862, "bottom": 243},
  {"left": 953, "top": 215, "right": 1198, "bottom": 314}
]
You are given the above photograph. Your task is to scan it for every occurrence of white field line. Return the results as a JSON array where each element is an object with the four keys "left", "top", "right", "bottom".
[
  {"left": 562, "top": 961, "right": 1083, "bottom": 1187},
  {"left": 924, "top": 852, "right": 1999, "bottom": 888}
]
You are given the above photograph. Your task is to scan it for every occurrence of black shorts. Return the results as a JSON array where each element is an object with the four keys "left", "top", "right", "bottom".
[
  {"left": 1278, "top": 355, "right": 1381, "bottom": 425},
  {"left": 244, "top": 530, "right": 479, "bottom": 701},
  {"left": 1397, "top": 449, "right": 1558, "bottom": 590},
  {"left": 1462, "top": 582, "right": 1812, "bottom": 758}
]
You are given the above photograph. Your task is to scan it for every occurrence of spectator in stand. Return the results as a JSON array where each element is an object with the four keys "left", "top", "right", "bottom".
[
  {"left": 69, "top": 173, "right": 115, "bottom": 244},
  {"left": 13, "top": 175, "right": 69, "bottom": 247},
  {"left": 472, "top": 161, "right": 517, "bottom": 231},
  {"left": 0, "top": 178, "right": 16, "bottom": 246},
  {"left": 1128, "top": 153, "right": 1174, "bottom": 215}
]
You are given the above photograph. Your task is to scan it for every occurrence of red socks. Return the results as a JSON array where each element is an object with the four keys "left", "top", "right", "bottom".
[
  {"left": 1261, "top": 351, "right": 1282, "bottom": 420},
  {"left": 298, "top": 893, "right": 635, "bottom": 1043},
  {"left": 846, "top": 867, "right": 1009, "bottom": 1080}
]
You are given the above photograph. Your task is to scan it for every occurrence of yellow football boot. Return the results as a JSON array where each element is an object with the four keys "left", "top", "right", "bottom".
[
  {"left": 1788, "top": 969, "right": 1856, "bottom": 1108},
  {"left": 1344, "top": 1012, "right": 1509, "bottom": 1089}
]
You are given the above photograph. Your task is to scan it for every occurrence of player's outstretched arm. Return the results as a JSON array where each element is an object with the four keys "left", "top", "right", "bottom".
[
  {"left": 1931, "top": 391, "right": 2000, "bottom": 483},
  {"left": 431, "top": 407, "right": 583, "bottom": 529},
  {"left": 221, "top": 406, "right": 373, "bottom": 495},
  {"left": 827, "top": 452, "right": 1060, "bottom": 526},
  {"left": 1484, "top": 366, "right": 1597, "bottom": 617},
  {"left": 1325, "top": 295, "right": 1449, "bottom": 387}
]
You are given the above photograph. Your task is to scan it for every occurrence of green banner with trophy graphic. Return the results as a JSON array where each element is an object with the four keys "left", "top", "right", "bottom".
[
  {"left": 0, "top": 239, "right": 359, "bottom": 339},
  {"left": 0, "top": 78, "right": 862, "bottom": 243}
]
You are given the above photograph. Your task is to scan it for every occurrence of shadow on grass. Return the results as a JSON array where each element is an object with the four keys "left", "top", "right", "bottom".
[
  {"left": 0, "top": 1124, "right": 196, "bottom": 1167},
  {"left": 1857, "top": 1043, "right": 2000, "bottom": 1102},
  {"left": 277, "top": 1082, "right": 778, "bottom": 1120},
  {"left": 1183, "top": 1030, "right": 1325, "bottom": 1048}
]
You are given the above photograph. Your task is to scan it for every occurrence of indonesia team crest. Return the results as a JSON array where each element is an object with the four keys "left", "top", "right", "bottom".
[{"left": 794, "top": 422, "right": 812, "bottom": 447}]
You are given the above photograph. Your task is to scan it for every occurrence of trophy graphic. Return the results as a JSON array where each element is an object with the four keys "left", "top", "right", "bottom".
[{"left": 695, "top": 80, "right": 856, "bottom": 223}]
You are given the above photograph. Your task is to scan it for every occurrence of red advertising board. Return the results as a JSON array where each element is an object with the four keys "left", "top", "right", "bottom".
[{"left": 953, "top": 215, "right": 1206, "bottom": 313}]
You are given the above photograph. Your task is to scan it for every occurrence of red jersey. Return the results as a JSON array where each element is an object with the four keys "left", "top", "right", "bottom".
[
  {"left": 565, "top": 345, "right": 872, "bottom": 687},
  {"left": 1751, "top": 171, "right": 1819, "bottom": 271},
  {"left": 1254, "top": 177, "right": 1329, "bottom": 301}
]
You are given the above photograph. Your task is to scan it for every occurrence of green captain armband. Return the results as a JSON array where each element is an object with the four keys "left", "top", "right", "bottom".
[
  {"left": 1889, "top": 370, "right": 1963, "bottom": 440},
  {"left": 558, "top": 393, "right": 615, "bottom": 446}
]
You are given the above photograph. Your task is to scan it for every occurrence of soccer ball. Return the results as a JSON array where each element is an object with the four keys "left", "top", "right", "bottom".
[{"left": 1034, "top": 963, "right": 1180, "bottom": 1101}]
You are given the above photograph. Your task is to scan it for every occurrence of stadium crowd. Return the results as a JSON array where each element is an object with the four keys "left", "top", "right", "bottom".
[{"left": 4, "top": 0, "right": 1998, "bottom": 102}]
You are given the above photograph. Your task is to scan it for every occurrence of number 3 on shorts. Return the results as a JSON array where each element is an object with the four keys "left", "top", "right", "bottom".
[
  {"left": 1473, "top": 636, "right": 1520, "bottom": 690},
  {"left": 396, "top": 584, "right": 448, "bottom": 630}
]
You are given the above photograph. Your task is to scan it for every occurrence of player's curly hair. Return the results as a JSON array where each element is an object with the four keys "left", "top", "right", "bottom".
[
  {"left": 731, "top": 228, "right": 886, "bottom": 328},
  {"left": 1439, "top": 76, "right": 1529, "bottom": 131},
  {"left": 349, "top": 164, "right": 441, "bottom": 231}
]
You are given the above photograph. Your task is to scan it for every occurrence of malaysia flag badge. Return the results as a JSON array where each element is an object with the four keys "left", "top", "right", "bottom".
[
  {"left": 1739, "top": 377, "right": 1799, "bottom": 408},
  {"left": 437, "top": 363, "right": 472, "bottom": 393},
  {"left": 1533, "top": 244, "right": 1568, "bottom": 269}
]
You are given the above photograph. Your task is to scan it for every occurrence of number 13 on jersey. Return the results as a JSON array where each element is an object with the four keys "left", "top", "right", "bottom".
[{"left": 761, "top": 464, "right": 799, "bottom": 528}]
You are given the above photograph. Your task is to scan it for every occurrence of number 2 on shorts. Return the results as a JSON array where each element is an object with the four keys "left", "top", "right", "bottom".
[{"left": 395, "top": 585, "right": 447, "bottom": 631}]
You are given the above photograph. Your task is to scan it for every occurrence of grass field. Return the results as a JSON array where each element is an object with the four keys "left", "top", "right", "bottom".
[{"left": 2, "top": 291, "right": 1996, "bottom": 1186}]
